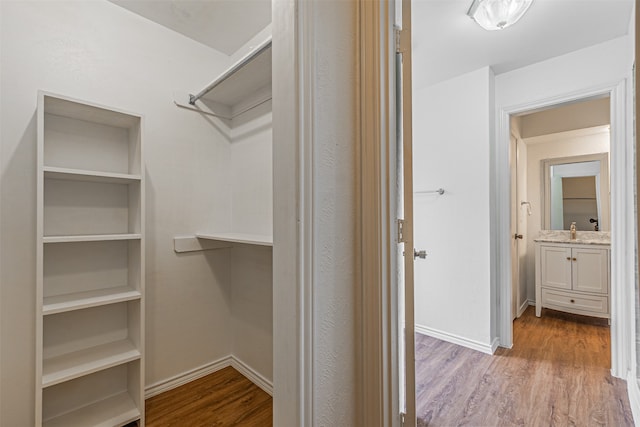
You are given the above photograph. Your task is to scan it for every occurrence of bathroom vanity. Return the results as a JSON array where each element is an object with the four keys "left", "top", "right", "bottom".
[{"left": 535, "top": 231, "right": 610, "bottom": 319}]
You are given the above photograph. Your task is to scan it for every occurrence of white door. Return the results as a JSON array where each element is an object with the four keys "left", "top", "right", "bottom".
[{"left": 397, "top": 0, "right": 416, "bottom": 423}]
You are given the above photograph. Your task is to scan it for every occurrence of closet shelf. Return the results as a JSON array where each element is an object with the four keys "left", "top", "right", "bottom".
[
  {"left": 43, "top": 339, "right": 140, "bottom": 388},
  {"left": 43, "top": 286, "right": 141, "bottom": 316},
  {"left": 43, "top": 392, "right": 140, "bottom": 427},
  {"left": 196, "top": 232, "right": 273, "bottom": 247},
  {"left": 44, "top": 166, "right": 141, "bottom": 184},
  {"left": 43, "top": 234, "right": 142, "bottom": 243},
  {"left": 174, "top": 37, "right": 272, "bottom": 121}
]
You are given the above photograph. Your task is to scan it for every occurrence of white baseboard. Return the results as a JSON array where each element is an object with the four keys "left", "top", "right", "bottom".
[
  {"left": 415, "top": 324, "right": 495, "bottom": 355},
  {"left": 230, "top": 356, "right": 273, "bottom": 396},
  {"left": 627, "top": 371, "right": 640, "bottom": 426},
  {"left": 516, "top": 299, "right": 532, "bottom": 318},
  {"left": 145, "top": 355, "right": 233, "bottom": 398},
  {"left": 144, "top": 354, "right": 274, "bottom": 399}
]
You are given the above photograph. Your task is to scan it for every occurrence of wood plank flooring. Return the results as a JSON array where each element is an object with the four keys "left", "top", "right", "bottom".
[
  {"left": 144, "top": 366, "right": 272, "bottom": 426},
  {"left": 416, "top": 306, "right": 634, "bottom": 427}
]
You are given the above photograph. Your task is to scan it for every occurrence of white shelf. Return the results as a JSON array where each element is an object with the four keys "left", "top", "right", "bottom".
[
  {"left": 196, "top": 232, "right": 273, "bottom": 247},
  {"left": 44, "top": 166, "right": 141, "bottom": 184},
  {"left": 43, "top": 391, "right": 140, "bottom": 427},
  {"left": 200, "top": 39, "right": 272, "bottom": 108},
  {"left": 43, "top": 286, "right": 141, "bottom": 316},
  {"left": 43, "top": 234, "right": 141, "bottom": 243},
  {"left": 43, "top": 340, "right": 140, "bottom": 388}
]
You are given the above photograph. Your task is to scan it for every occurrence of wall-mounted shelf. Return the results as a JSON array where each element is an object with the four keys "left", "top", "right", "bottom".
[
  {"left": 174, "top": 37, "right": 272, "bottom": 121},
  {"left": 196, "top": 232, "right": 273, "bottom": 246},
  {"left": 174, "top": 232, "right": 273, "bottom": 253}
]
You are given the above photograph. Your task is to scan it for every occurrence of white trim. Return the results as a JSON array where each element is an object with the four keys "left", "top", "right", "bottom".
[
  {"left": 415, "top": 324, "right": 497, "bottom": 355},
  {"left": 516, "top": 299, "right": 530, "bottom": 318},
  {"left": 627, "top": 372, "right": 640, "bottom": 426},
  {"left": 230, "top": 356, "right": 274, "bottom": 396},
  {"left": 495, "top": 80, "right": 634, "bottom": 379},
  {"left": 144, "top": 355, "right": 274, "bottom": 399},
  {"left": 144, "top": 356, "right": 232, "bottom": 398}
]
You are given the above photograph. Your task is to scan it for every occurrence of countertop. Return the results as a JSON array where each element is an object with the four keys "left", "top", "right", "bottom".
[{"left": 533, "top": 230, "right": 610, "bottom": 246}]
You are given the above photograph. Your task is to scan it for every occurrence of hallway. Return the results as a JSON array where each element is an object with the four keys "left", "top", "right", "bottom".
[{"left": 416, "top": 307, "right": 633, "bottom": 426}]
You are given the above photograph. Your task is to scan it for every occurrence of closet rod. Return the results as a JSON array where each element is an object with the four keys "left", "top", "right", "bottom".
[{"left": 189, "top": 37, "right": 272, "bottom": 105}]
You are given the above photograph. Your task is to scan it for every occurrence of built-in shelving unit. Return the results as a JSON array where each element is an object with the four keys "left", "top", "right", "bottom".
[{"left": 37, "top": 91, "right": 145, "bottom": 426}]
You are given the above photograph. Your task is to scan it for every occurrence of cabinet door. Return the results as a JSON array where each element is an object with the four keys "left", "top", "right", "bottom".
[
  {"left": 572, "top": 247, "right": 608, "bottom": 294},
  {"left": 540, "top": 246, "right": 572, "bottom": 290}
]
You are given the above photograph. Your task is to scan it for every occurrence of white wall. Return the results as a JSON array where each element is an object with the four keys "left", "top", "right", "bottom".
[
  {"left": 413, "top": 67, "right": 494, "bottom": 348},
  {"left": 0, "top": 2, "right": 236, "bottom": 424},
  {"left": 495, "top": 36, "right": 632, "bottom": 108},
  {"left": 523, "top": 128, "right": 610, "bottom": 301},
  {"left": 229, "top": 103, "right": 273, "bottom": 382}
]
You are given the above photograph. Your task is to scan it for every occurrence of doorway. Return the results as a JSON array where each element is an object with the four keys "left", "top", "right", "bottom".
[
  {"left": 497, "top": 82, "right": 635, "bottom": 379},
  {"left": 509, "top": 96, "right": 611, "bottom": 327}
]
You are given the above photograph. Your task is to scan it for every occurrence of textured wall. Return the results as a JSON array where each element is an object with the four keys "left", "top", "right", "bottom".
[{"left": 0, "top": 2, "right": 236, "bottom": 423}]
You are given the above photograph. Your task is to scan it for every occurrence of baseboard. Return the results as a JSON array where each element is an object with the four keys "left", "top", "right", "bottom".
[
  {"left": 415, "top": 324, "right": 495, "bottom": 355},
  {"left": 144, "top": 354, "right": 273, "bottom": 399},
  {"left": 145, "top": 355, "right": 233, "bottom": 398},
  {"left": 230, "top": 356, "right": 274, "bottom": 396},
  {"left": 627, "top": 371, "right": 640, "bottom": 426},
  {"left": 516, "top": 299, "right": 531, "bottom": 318}
]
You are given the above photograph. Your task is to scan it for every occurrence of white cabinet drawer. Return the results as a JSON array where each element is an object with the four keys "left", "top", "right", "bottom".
[{"left": 541, "top": 288, "right": 608, "bottom": 315}]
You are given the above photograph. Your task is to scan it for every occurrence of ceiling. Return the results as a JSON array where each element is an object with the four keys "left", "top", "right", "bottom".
[
  {"left": 109, "top": 0, "right": 633, "bottom": 81},
  {"left": 413, "top": 0, "right": 634, "bottom": 88},
  {"left": 109, "top": 0, "right": 271, "bottom": 56}
]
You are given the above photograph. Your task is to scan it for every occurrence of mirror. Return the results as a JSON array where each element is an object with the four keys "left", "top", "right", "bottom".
[{"left": 543, "top": 153, "right": 609, "bottom": 231}]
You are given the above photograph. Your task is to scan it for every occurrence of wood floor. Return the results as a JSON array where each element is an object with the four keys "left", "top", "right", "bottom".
[
  {"left": 416, "top": 306, "right": 634, "bottom": 427},
  {"left": 144, "top": 366, "right": 272, "bottom": 426}
]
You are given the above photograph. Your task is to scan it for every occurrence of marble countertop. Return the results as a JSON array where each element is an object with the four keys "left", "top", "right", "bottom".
[{"left": 533, "top": 230, "right": 611, "bottom": 246}]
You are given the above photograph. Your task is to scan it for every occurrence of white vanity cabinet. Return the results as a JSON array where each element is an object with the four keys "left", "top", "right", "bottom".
[{"left": 535, "top": 241, "right": 610, "bottom": 319}]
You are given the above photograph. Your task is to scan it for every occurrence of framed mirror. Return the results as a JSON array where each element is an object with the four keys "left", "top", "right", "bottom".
[{"left": 542, "top": 153, "right": 609, "bottom": 231}]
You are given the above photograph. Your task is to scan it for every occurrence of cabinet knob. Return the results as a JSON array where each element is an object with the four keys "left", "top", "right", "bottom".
[
  {"left": 572, "top": 257, "right": 577, "bottom": 261},
  {"left": 566, "top": 257, "right": 571, "bottom": 260},
  {"left": 570, "top": 299, "right": 575, "bottom": 303}
]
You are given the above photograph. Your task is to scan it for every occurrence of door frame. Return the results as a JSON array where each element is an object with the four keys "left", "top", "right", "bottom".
[{"left": 496, "top": 80, "right": 634, "bottom": 378}]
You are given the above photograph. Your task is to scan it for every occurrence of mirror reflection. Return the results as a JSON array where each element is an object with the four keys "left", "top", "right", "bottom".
[{"left": 544, "top": 154, "right": 609, "bottom": 231}]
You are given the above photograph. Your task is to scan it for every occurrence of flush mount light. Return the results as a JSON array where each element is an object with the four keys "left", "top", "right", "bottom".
[{"left": 467, "top": 0, "right": 534, "bottom": 31}]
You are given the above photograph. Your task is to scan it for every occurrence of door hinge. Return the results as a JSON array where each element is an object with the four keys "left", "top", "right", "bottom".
[
  {"left": 400, "top": 412, "right": 406, "bottom": 426},
  {"left": 395, "top": 28, "right": 403, "bottom": 53},
  {"left": 397, "top": 218, "right": 405, "bottom": 243}
]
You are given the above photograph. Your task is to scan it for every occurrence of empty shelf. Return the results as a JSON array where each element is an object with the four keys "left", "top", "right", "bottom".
[
  {"left": 44, "top": 166, "right": 141, "bottom": 184},
  {"left": 43, "top": 234, "right": 142, "bottom": 243},
  {"left": 43, "top": 392, "right": 140, "bottom": 427},
  {"left": 43, "top": 286, "right": 141, "bottom": 315},
  {"left": 43, "top": 340, "right": 140, "bottom": 388},
  {"left": 196, "top": 232, "right": 273, "bottom": 246}
]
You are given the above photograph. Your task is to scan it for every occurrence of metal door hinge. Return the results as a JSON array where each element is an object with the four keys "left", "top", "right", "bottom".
[
  {"left": 400, "top": 412, "right": 406, "bottom": 426},
  {"left": 397, "top": 219, "right": 405, "bottom": 243},
  {"left": 396, "top": 28, "right": 409, "bottom": 54}
]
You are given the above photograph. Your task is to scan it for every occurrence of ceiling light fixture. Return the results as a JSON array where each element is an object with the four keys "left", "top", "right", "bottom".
[{"left": 467, "top": 0, "right": 534, "bottom": 31}]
